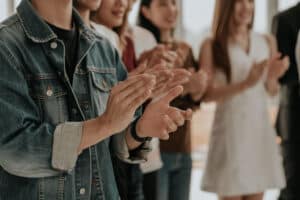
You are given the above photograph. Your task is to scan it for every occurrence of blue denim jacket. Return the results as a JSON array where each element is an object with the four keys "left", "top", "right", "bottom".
[{"left": 0, "top": 0, "right": 149, "bottom": 199}]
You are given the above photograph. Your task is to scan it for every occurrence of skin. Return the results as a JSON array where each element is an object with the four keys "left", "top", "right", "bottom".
[
  {"left": 200, "top": 0, "right": 289, "bottom": 103},
  {"left": 141, "top": 0, "right": 208, "bottom": 100},
  {"left": 31, "top": 0, "right": 192, "bottom": 154},
  {"left": 200, "top": 0, "right": 289, "bottom": 199},
  {"left": 74, "top": 0, "right": 102, "bottom": 25},
  {"left": 93, "top": 0, "right": 127, "bottom": 29}
]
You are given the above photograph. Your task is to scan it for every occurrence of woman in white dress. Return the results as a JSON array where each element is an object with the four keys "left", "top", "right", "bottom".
[{"left": 199, "top": 0, "right": 290, "bottom": 200}]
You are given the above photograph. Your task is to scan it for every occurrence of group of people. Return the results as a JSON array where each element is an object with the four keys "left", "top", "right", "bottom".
[{"left": 0, "top": 0, "right": 299, "bottom": 200}]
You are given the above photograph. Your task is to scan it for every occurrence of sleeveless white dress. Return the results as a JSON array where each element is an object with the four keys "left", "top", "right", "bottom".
[{"left": 201, "top": 32, "right": 286, "bottom": 196}]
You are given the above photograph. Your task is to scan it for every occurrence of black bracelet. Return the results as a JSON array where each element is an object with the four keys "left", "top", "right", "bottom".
[{"left": 130, "top": 118, "right": 151, "bottom": 143}]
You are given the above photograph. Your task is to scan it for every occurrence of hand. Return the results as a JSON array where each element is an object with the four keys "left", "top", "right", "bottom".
[
  {"left": 136, "top": 86, "right": 193, "bottom": 140},
  {"left": 267, "top": 52, "right": 289, "bottom": 81},
  {"left": 102, "top": 74, "right": 156, "bottom": 135},
  {"left": 245, "top": 60, "right": 268, "bottom": 87},
  {"left": 129, "top": 62, "right": 191, "bottom": 99},
  {"left": 184, "top": 69, "right": 208, "bottom": 97},
  {"left": 139, "top": 45, "right": 179, "bottom": 68}
]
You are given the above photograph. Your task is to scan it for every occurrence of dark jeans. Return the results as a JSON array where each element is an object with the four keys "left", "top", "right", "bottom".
[
  {"left": 143, "top": 171, "right": 159, "bottom": 200},
  {"left": 156, "top": 153, "right": 192, "bottom": 200},
  {"left": 111, "top": 156, "right": 144, "bottom": 200}
]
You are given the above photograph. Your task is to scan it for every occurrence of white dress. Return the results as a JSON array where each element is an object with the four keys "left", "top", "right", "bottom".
[{"left": 201, "top": 32, "right": 286, "bottom": 196}]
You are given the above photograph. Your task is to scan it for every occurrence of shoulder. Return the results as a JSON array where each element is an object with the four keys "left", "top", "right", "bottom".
[
  {"left": 274, "top": 5, "right": 299, "bottom": 24},
  {"left": 0, "top": 14, "right": 24, "bottom": 44},
  {"left": 200, "top": 37, "right": 214, "bottom": 53},
  {"left": 132, "top": 26, "right": 154, "bottom": 38},
  {"left": 131, "top": 25, "right": 157, "bottom": 46}
]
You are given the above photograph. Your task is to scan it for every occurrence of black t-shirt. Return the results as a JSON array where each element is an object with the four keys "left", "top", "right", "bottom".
[{"left": 48, "top": 22, "right": 79, "bottom": 81}]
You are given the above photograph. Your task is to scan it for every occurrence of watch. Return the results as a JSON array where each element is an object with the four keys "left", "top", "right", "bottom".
[{"left": 130, "top": 118, "right": 152, "bottom": 143}]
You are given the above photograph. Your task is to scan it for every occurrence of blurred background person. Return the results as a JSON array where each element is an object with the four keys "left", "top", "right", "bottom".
[
  {"left": 199, "top": 0, "right": 289, "bottom": 200},
  {"left": 91, "top": 1, "right": 193, "bottom": 199},
  {"left": 272, "top": 4, "right": 300, "bottom": 199},
  {"left": 138, "top": 0, "right": 208, "bottom": 200}
]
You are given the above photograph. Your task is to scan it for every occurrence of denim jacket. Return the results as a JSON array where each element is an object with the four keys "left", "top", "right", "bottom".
[{"left": 0, "top": 0, "right": 150, "bottom": 199}]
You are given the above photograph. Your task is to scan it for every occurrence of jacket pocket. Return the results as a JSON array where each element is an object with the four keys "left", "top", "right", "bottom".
[
  {"left": 27, "top": 73, "right": 69, "bottom": 125},
  {"left": 88, "top": 67, "right": 117, "bottom": 115}
]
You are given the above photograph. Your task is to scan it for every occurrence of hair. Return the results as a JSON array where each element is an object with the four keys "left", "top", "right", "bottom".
[
  {"left": 212, "top": 0, "right": 254, "bottom": 82},
  {"left": 137, "top": 0, "right": 162, "bottom": 42}
]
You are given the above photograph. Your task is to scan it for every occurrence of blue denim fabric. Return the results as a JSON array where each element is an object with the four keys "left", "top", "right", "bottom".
[
  {"left": 0, "top": 0, "right": 149, "bottom": 199},
  {"left": 156, "top": 153, "right": 192, "bottom": 200}
]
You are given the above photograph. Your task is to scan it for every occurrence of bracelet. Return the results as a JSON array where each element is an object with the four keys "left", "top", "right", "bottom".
[{"left": 130, "top": 118, "right": 151, "bottom": 143}]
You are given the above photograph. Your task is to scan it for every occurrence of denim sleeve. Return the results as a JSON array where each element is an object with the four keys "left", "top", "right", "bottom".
[
  {"left": 0, "top": 42, "right": 82, "bottom": 178},
  {"left": 110, "top": 48, "right": 152, "bottom": 163}
]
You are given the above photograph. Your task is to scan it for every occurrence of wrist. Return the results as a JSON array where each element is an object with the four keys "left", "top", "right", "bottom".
[
  {"left": 133, "top": 118, "right": 151, "bottom": 142},
  {"left": 266, "top": 78, "right": 278, "bottom": 85},
  {"left": 98, "top": 113, "right": 114, "bottom": 137},
  {"left": 241, "top": 79, "right": 250, "bottom": 90}
]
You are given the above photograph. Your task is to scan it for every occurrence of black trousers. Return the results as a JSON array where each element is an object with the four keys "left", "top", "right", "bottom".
[
  {"left": 143, "top": 171, "right": 159, "bottom": 200},
  {"left": 277, "top": 85, "right": 300, "bottom": 200}
]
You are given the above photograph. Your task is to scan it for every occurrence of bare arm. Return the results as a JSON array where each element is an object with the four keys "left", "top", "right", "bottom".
[
  {"left": 199, "top": 39, "right": 251, "bottom": 103},
  {"left": 264, "top": 34, "right": 289, "bottom": 96}
]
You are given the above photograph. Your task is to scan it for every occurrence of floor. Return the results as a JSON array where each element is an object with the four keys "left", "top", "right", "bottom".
[{"left": 190, "top": 169, "right": 279, "bottom": 200}]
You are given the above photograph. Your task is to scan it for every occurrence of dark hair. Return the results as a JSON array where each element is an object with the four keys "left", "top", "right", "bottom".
[
  {"left": 212, "top": 0, "right": 254, "bottom": 82},
  {"left": 137, "top": 0, "right": 161, "bottom": 42}
]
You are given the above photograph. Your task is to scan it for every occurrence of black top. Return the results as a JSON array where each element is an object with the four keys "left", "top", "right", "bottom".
[
  {"left": 48, "top": 22, "right": 79, "bottom": 81},
  {"left": 272, "top": 3, "right": 300, "bottom": 85}
]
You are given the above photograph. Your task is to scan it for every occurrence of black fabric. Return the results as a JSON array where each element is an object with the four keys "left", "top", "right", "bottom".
[
  {"left": 272, "top": 3, "right": 300, "bottom": 85},
  {"left": 272, "top": 4, "right": 300, "bottom": 200},
  {"left": 143, "top": 171, "right": 158, "bottom": 200},
  {"left": 278, "top": 141, "right": 300, "bottom": 200},
  {"left": 48, "top": 22, "right": 79, "bottom": 81}
]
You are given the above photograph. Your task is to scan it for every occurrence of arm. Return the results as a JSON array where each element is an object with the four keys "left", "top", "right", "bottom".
[
  {"left": 199, "top": 39, "right": 250, "bottom": 103},
  {"left": 264, "top": 34, "right": 289, "bottom": 96},
  {"left": 0, "top": 41, "right": 82, "bottom": 178},
  {"left": 264, "top": 34, "right": 280, "bottom": 96},
  {"left": 272, "top": 15, "right": 298, "bottom": 83}
]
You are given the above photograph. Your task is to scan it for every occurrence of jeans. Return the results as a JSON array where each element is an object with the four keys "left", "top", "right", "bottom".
[
  {"left": 157, "top": 153, "right": 192, "bottom": 200},
  {"left": 143, "top": 171, "right": 159, "bottom": 200}
]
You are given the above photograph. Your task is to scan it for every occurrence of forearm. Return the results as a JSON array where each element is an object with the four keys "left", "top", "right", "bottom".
[
  {"left": 78, "top": 116, "right": 113, "bottom": 153},
  {"left": 204, "top": 80, "right": 249, "bottom": 102}
]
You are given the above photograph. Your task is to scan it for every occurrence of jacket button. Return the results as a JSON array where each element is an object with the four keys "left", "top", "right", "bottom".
[
  {"left": 50, "top": 42, "right": 58, "bottom": 49},
  {"left": 79, "top": 188, "right": 86, "bottom": 195}
]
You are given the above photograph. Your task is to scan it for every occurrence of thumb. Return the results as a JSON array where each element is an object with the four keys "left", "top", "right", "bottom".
[{"left": 159, "top": 86, "right": 183, "bottom": 104}]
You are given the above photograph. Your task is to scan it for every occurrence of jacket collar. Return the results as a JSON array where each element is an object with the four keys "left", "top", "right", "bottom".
[{"left": 17, "top": 0, "right": 96, "bottom": 43}]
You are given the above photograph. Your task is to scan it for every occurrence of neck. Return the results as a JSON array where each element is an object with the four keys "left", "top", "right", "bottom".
[
  {"left": 233, "top": 25, "right": 249, "bottom": 38},
  {"left": 160, "top": 29, "right": 173, "bottom": 43},
  {"left": 77, "top": 7, "right": 91, "bottom": 27},
  {"left": 31, "top": 0, "right": 73, "bottom": 30}
]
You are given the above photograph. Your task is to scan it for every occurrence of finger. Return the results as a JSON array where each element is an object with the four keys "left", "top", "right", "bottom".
[
  {"left": 129, "top": 62, "right": 148, "bottom": 76},
  {"left": 161, "top": 51, "right": 177, "bottom": 64},
  {"left": 113, "top": 74, "right": 154, "bottom": 94},
  {"left": 160, "top": 129, "right": 169, "bottom": 140},
  {"left": 121, "top": 77, "right": 156, "bottom": 102},
  {"left": 172, "top": 68, "right": 192, "bottom": 77},
  {"left": 163, "top": 114, "right": 178, "bottom": 133},
  {"left": 127, "top": 88, "right": 152, "bottom": 111},
  {"left": 159, "top": 85, "right": 184, "bottom": 104},
  {"left": 181, "top": 108, "right": 193, "bottom": 120},
  {"left": 167, "top": 107, "right": 185, "bottom": 126}
]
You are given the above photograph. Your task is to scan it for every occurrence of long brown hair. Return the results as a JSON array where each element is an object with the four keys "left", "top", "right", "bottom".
[{"left": 212, "top": 0, "right": 254, "bottom": 82}]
